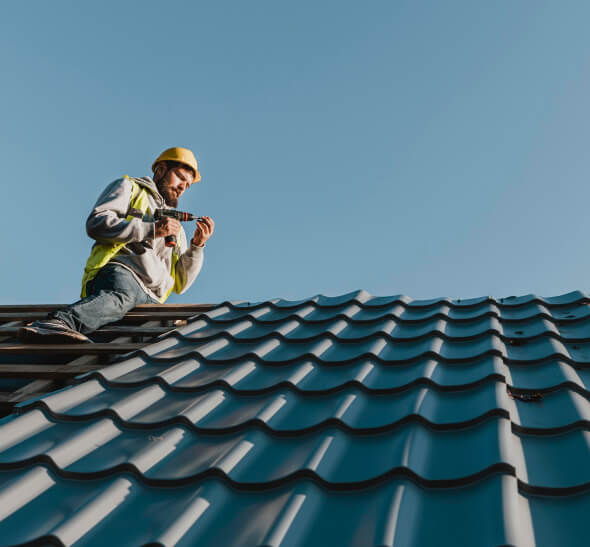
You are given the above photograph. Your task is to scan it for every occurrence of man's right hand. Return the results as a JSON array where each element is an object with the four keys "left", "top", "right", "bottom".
[{"left": 155, "top": 217, "right": 181, "bottom": 239}]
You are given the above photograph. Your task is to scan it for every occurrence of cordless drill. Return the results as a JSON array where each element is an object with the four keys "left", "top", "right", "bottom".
[{"left": 154, "top": 209, "right": 203, "bottom": 248}]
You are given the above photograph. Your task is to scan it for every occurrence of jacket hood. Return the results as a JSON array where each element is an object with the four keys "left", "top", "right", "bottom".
[{"left": 132, "top": 176, "right": 165, "bottom": 206}]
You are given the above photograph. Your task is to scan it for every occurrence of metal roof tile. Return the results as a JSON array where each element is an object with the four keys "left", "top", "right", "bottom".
[
  {"left": 3, "top": 470, "right": 590, "bottom": 546},
  {"left": 2, "top": 290, "right": 590, "bottom": 545}
]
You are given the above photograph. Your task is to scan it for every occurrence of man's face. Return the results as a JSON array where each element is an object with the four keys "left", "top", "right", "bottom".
[{"left": 154, "top": 164, "right": 194, "bottom": 207}]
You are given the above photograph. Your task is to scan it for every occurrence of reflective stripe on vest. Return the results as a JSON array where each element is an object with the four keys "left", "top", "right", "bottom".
[{"left": 80, "top": 176, "right": 184, "bottom": 303}]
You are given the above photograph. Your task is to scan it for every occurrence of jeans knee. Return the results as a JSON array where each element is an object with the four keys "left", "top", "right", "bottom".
[{"left": 110, "top": 290, "right": 138, "bottom": 312}]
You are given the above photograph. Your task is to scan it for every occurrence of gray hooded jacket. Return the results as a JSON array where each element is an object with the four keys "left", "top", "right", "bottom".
[{"left": 85, "top": 176, "right": 204, "bottom": 302}]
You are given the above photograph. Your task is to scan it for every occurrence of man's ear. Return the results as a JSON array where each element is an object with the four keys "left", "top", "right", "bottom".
[{"left": 153, "top": 162, "right": 166, "bottom": 181}]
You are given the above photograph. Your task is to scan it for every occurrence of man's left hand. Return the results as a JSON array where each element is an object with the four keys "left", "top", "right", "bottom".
[{"left": 192, "top": 216, "right": 215, "bottom": 247}]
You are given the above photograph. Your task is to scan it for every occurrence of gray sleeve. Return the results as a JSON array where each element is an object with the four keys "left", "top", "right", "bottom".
[
  {"left": 173, "top": 241, "right": 205, "bottom": 295},
  {"left": 86, "top": 178, "right": 155, "bottom": 244}
]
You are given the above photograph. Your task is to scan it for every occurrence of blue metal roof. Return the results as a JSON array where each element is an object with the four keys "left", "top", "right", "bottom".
[{"left": 1, "top": 290, "right": 590, "bottom": 546}]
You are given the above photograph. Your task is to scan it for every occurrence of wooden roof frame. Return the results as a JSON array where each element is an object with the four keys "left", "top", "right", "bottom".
[{"left": 0, "top": 304, "right": 213, "bottom": 416}]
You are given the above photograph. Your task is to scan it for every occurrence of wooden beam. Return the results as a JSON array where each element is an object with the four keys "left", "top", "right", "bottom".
[
  {"left": 0, "top": 343, "right": 148, "bottom": 355},
  {"left": 0, "top": 311, "right": 205, "bottom": 323},
  {"left": 0, "top": 325, "right": 176, "bottom": 337},
  {"left": 0, "top": 363, "right": 104, "bottom": 378},
  {"left": 0, "top": 322, "right": 21, "bottom": 343},
  {"left": 0, "top": 304, "right": 213, "bottom": 313},
  {"left": 5, "top": 320, "right": 163, "bottom": 406},
  {"left": 0, "top": 391, "right": 44, "bottom": 404}
]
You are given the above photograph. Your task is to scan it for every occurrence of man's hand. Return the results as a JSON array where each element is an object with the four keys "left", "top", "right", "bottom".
[
  {"left": 155, "top": 217, "right": 181, "bottom": 239},
  {"left": 191, "top": 216, "right": 215, "bottom": 247}
]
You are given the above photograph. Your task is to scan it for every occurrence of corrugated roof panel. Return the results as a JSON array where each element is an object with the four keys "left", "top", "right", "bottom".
[{"left": 1, "top": 290, "right": 590, "bottom": 546}]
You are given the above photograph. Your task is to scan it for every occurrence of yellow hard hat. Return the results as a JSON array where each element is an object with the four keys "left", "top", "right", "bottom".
[{"left": 152, "top": 147, "right": 201, "bottom": 183}]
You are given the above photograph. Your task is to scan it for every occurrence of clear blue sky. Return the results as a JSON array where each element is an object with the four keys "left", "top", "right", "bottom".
[{"left": 2, "top": 1, "right": 590, "bottom": 304}]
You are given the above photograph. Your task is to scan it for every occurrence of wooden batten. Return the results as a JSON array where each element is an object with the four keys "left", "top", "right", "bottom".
[{"left": 0, "top": 305, "right": 213, "bottom": 417}]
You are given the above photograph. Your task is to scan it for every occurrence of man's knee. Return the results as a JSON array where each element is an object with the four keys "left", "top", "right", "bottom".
[
  {"left": 90, "top": 265, "right": 145, "bottom": 312},
  {"left": 110, "top": 289, "right": 140, "bottom": 313}
]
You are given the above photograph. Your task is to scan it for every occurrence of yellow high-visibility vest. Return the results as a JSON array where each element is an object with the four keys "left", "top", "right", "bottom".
[{"left": 80, "top": 176, "right": 184, "bottom": 303}]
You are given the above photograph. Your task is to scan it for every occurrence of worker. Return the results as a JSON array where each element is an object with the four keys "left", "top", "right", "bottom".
[{"left": 18, "top": 147, "right": 214, "bottom": 343}]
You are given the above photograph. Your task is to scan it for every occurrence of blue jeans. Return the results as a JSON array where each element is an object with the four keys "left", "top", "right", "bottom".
[{"left": 52, "top": 263, "right": 158, "bottom": 334}]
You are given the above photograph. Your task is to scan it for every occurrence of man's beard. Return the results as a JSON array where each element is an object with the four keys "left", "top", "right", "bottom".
[{"left": 156, "top": 180, "right": 179, "bottom": 208}]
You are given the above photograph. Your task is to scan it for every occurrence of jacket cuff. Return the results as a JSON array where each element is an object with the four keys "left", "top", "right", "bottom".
[{"left": 185, "top": 243, "right": 205, "bottom": 257}]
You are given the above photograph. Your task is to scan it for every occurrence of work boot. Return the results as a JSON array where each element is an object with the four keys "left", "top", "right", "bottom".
[{"left": 17, "top": 319, "right": 92, "bottom": 344}]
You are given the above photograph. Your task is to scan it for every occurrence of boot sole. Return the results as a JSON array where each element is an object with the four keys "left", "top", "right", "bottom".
[{"left": 18, "top": 326, "right": 91, "bottom": 344}]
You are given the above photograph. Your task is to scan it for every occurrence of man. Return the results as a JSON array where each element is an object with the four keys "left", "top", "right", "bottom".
[{"left": 19, "top": 147, "right": 214, "bottom": 343}]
